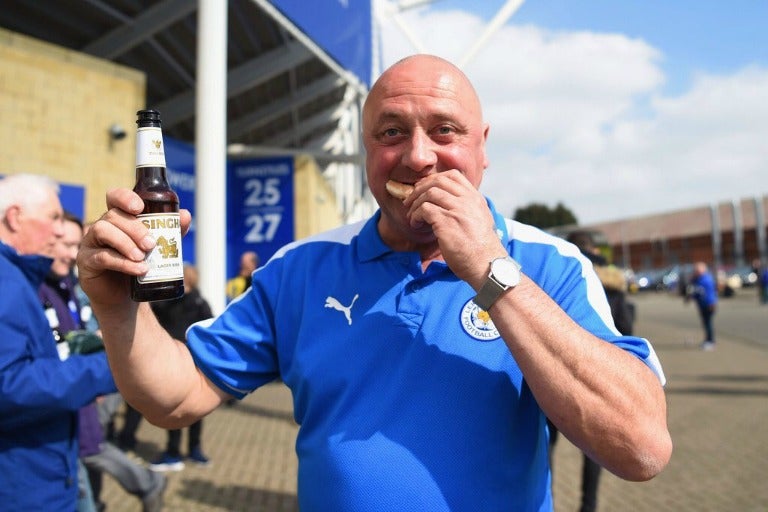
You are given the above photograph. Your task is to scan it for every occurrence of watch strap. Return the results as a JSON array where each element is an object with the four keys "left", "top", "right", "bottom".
[{"left": 474, "top": 276, "right": 505, "bottom": 311}]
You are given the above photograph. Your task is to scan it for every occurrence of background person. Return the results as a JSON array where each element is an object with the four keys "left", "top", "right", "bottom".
[
  {"left": 38, "top": 211, "right": 104, "bottom": 512},
  {"left": 115, "top": 402, "right": 145, "bottom": 452},
  {"left": 39, "top": 211, "right": 167, "bottom": 512},
  {"left": 684, "top": 261, "right": 718, "bottom": 351},
  {"left": 0, "top": 173, "right": 116, "bottom": 511},
  {"left": 225, "top": 250, "right": 259, "bottom": 302},
  {"left": 761, "top": 266, "right": 768, "bottom": 305},
  {"left": 754, "top": 259, "right": 768, "bottom": 305},
  {"left": 77, "top": 55, "right": 672, "bottom": 511}
]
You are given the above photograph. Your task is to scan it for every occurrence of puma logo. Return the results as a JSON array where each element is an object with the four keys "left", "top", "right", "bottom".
[{"left": 324, "top": 294, "right": 359, "bottom": 326}]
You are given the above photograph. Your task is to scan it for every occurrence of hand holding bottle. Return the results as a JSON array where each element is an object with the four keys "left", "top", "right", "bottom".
[{"left": 76, "top": 187, "right": 192, "bottom": 310}]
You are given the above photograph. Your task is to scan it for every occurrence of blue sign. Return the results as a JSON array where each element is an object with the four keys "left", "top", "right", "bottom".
[
  {"left": 270, "top": 0, "right": 372, "bottom": 86},
  {"left": 226, "top": 157, "right": 295, "bottom": 279},
  {"left": 164, "top": 137, "right": 197, "bottom": 264},
  {"left": 60, "top": 183, "right": 85, "bottom": 221}
]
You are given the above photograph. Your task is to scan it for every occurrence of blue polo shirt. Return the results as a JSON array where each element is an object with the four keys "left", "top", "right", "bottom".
[{"left": 187, "top": 202, "right": 664, "bottom": 512}]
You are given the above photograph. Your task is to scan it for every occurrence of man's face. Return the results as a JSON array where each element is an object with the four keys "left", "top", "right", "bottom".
[
  {"left": 15, "top": 190, "right": 64, "bottom": 256},
  {"left": 50, "top": 219, "right": 83, "bottom": 278},
  {"left": 362, "top": 56, "right": 489, "bottom": 238},
  {"left": 241, "top": 252, "right": 258, "bottom": 273}
]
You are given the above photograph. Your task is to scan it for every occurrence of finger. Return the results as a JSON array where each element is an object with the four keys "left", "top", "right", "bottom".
[
  {"left": 88, "top": 211, "right": 154, "bottom": 264},
  {"left": 106, "top": 188, "right": 191, "bottom": 238},
  {"left": 179, "top": 209, "right": 192, "bottom": 236},
  {"left": 408, "top": 175, "right": 477, "bottom": 227},
  {"left": 79, "top": 243, "right": 149, "bottom": 278},
  {"left": 106, "top": 188, "right": 145, "bottom": 215},
  {"left": 406, "top": 170, "right": 471, "bottom": 210}
]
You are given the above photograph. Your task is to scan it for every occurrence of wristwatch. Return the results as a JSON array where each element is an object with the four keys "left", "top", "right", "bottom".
[{"left": 473, "top": 256, "right": 522, "bottom": 311}]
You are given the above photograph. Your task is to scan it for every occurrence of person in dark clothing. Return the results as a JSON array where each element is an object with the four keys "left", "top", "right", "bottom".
[
  {"left": 548, "top": 231, "right": 635, "bottom": 512},
  {"left": 116, "top": 402, "right": 145, "bottom": 452},
  {"left": 684, "top": 261, "right": 718, "bottom": 351},
  {"left": 761, "top": 266, "right": 768, "bottom": 305},
  {"left": 149, "top": 264, "right": 214, "bottom": 472},
  {"left": 753, "top": 259, "right": 768, "bottom": 305}
]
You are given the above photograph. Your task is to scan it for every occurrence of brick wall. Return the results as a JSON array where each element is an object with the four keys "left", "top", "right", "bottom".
[{"left": 0, "top": 27, "right": 145, "bottom": 222}]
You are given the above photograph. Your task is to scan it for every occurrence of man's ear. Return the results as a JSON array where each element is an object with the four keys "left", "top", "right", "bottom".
[{"left": 4, "top": 204, "right": 23, "bottom": 232}]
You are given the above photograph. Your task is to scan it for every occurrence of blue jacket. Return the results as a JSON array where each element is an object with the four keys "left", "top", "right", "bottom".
[
  {"left": 0, "top": 242, "right": 116, "bottom": 511},
  {"left": 690, "top": 271, "right": 718, "bottom": 309}
]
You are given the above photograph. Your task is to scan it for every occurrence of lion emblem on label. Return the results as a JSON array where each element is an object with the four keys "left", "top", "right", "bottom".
[
  {"left": 156, "top": 236, "right": 179, "bottom": 258},
  {"left": 460, "top": 299, "right": 501, "bottom": 341}
]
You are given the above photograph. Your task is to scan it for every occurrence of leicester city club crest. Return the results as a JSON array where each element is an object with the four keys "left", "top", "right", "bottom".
[{"left": 460, "top": 299, "right": 501, "bottom": 341}]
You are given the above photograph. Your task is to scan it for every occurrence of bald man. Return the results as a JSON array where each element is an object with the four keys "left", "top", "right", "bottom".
[{"left": 77, "top": 55, "right": 671, "bottom": 510}]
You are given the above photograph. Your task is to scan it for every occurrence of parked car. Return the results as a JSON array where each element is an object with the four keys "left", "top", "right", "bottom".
[
  {"left": 711, "top": 266, "right": 744, "bottom": 297},
  {"left": 635, "top": 268, "right": 667, "bottom": 292},
  {"left": 726, "top": 264, "right": 758, "bottom": 288},
  {"left": 661, "top": 264, "right": 694, "bottom": 295}
]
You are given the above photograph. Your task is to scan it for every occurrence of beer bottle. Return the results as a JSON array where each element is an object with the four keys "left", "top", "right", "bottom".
[{"left": 131, "top": 109, "right": 184, "bottom": 302}]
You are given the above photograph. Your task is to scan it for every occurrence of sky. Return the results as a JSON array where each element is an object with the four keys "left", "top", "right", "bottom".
[{"left": 373, "top": 0, "right": 768, "bottom": 225}]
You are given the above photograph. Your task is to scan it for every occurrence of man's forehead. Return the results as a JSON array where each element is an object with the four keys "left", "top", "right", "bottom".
[
  {"left": 372, "top": 69, "right": 462, "bottom": 104},
  {"left": 365, "top": 70, "right": 481, "bottom": 124},
  {"left": 370, "top": 104, "right": 462, "bottom": 128}
]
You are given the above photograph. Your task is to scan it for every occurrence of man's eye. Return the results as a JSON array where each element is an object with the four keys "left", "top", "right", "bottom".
[
  {"left": 383, "top": 128, "right": 400, "bottom": 137},
  {"left": 436, "top": 126, "right": 454, "bottom": 135}
]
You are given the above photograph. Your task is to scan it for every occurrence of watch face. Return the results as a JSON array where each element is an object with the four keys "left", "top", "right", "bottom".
[{"left": 491, "top": 258, "right": 521, "bottom": 286}]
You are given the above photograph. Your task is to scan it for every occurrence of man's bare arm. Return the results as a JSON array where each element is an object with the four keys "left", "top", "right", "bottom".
[
  {"left": 406, "top": 171, "right": 672, "bottom": 480},
  {"left": 77, "top": 188, "right": 229, "bottom": 427}
]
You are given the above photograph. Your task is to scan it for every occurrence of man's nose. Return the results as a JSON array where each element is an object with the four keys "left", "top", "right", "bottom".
[{"left": 402, "top": 130, "right": 437, "bottom": 172}]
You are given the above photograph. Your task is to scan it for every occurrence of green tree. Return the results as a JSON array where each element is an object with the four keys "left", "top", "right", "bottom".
[{"left": 513, "top": 202, "right": 578, "bottom": 229}]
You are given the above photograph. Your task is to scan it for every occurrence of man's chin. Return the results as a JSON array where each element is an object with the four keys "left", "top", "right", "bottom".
[{"left": 404, "top": 222, "right": 437, "bottom": 244}]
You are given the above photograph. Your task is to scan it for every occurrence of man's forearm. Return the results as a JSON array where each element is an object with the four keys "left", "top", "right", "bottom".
[
  {"left": 97, "top": 302, "right": 211, "bottom": 427},
  {"left": 488, "top": 276, "right": 672, "bottom": 480}
]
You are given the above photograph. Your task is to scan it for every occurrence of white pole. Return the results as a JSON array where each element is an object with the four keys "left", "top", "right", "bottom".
[
  {"left": 376, "top": 0, "right": 428, "bottom": 55},
  {"left": 195, "top": 0, "right": 228, "bottom": 315},
  {"left": 458, "top": 0, "right": 525, "bottom": 69}
]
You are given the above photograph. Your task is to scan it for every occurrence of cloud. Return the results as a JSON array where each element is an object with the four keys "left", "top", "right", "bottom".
[{"left": 377, "top": 5, "right": 768, "bottom": 225}]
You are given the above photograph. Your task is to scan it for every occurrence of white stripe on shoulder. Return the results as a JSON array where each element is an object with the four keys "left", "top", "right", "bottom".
[
  {"left": 506, "top": 219, "right": 580, "bottom": 257},
  {"left": 269, "top": 219, "right": 367, "bottom": 261}
]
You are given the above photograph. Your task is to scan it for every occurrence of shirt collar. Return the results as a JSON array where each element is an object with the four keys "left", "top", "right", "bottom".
[
  {"left": 357, "top": 211, "right": 392, "bottom": 262},
  {"left": 0, "top": 241, "right": 54, "bottom": 288},
  {"left": 486, "top": 196, "right": 510, "bottom": 246}
]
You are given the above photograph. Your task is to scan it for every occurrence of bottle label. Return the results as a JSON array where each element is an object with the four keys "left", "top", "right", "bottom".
[
  {"left": 136, "top": 126, "right": 166, "bottom": 168},
  {"left": 137, "top": 212, "right": 184, "bottom": 283}
]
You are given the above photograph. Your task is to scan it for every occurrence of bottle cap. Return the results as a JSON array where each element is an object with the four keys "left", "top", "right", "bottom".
[{"left": 136, "top": 109, "right": 162, "bottom": 128}]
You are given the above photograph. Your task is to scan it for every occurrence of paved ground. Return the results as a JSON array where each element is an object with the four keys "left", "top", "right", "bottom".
[{"left": 100, "top": 290, "right": 768, "bottom": 511}]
